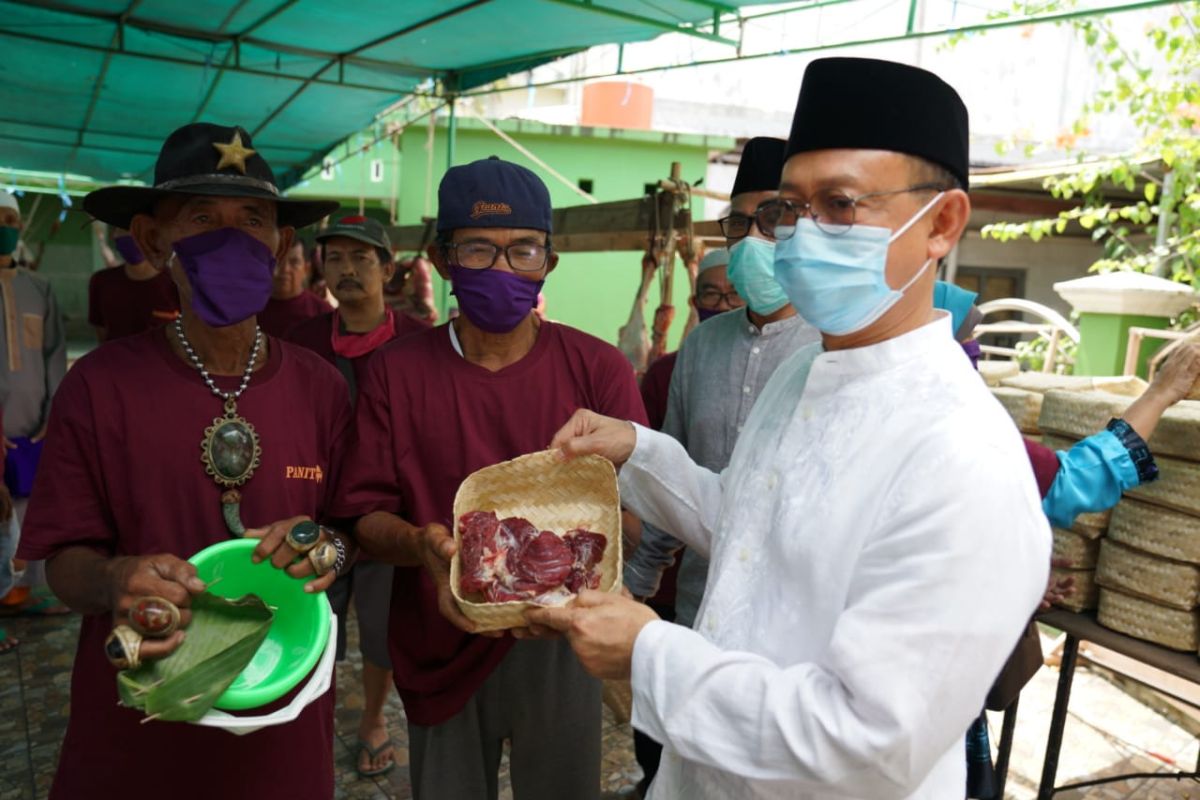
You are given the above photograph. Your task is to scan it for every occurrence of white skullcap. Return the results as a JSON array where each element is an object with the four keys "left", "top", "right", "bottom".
[
  {"left": 0, "top": 191, "right": 19, "bottom": 215},
  {"left": 698, "top": 247, "right": 730, "bottom": 272}
]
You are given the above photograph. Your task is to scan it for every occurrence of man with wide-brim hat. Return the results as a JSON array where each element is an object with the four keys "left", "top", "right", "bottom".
[
  {"left": 16, "top": 122, "right": 357, "bottom": 799},
  {"left": 531, "top": 58, "right": 1050, "bottom": 799}
]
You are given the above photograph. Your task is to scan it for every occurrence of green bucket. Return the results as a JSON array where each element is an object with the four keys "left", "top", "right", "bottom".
[{"left": 188, "top": 538, "right": 331, "bottom": 711}]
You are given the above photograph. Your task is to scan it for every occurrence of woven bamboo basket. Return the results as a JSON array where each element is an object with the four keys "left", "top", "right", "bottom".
[
  {"left": 1096, "top": 539, "right": 1200, "bottom": 610},
  {"left": 1037, "top": 390, "right": 1130, "bottom": 440},
  {"left": 1052, "top": 528, "right": 1101, "bottom": 569},
  {"left": 979, "top": 360, "right": 1020, "bottom": 387},
  {"left": 1097, "top": 588, "right": 1200, "bottom": 651},
  {"left": 1145, "top": 401, "right": 1200, "bottom": 463},
  {"left": 991, "top": 387, "right": 1043, "bottom": 434},
  {"left": 999, "top": 373, "right": 1147, "bottom": 397},
  {"left": 1109, "top": 497, "right": 1200, "bottom": 565},
  {"left": 1072, "top": 516, "right": 1109, "bottom": 539},
  {"left": 1053, "top": 567, "right": 1098, "bottom": 612},
  {"left": 449, "top": 450, "right": 623, "bottom": 632},
  {"left": 1125, "top": 454, "right": 1200, "bottom": 517},
  {"left": 1039, "top": 433, "right": 1077, "bottom": 453}
]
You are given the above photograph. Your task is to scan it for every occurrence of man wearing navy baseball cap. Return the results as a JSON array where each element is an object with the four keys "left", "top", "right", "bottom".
[{"left": 330, "top": 156, "right": 648, "bottom": 799}]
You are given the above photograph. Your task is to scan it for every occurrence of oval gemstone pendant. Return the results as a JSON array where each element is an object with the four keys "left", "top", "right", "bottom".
[{"left": 201, "top": 403, "right": 262, "bottom": 488}]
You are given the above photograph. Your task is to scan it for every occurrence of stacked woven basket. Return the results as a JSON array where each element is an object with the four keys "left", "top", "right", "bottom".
[
  {"left": 987, "top": 372, "right": 1148, "bottom": 441},
  {"left": 1034, "top": 385, "right": 1200, "bottom": 653}
]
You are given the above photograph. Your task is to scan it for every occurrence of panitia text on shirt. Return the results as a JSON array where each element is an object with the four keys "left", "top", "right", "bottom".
[{"left": 285, "top": 464, "right": 324, "bottom": 483}]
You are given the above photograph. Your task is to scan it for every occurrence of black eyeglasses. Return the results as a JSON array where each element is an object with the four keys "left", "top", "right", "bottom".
[
  {"left": 717, "top": 212, "right": 758, "bottom": 242},
  {"left": 695, "top": 287, "right": 744, "bottom": 310},
  {"left": 444, "top": 241, "right": 549, "bottom": 272},
  {"left": 755, "top": 183, "right": 948, "bottom": 239}
]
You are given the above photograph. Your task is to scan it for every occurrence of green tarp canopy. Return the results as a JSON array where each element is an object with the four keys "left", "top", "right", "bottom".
[{"left": 0, "top": 0, "right": 784, "bottom": 188}]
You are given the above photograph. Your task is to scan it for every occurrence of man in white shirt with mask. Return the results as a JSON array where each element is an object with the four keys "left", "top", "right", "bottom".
[{"left": 529, "top": 57, "right": 1050, "bottom": 800}]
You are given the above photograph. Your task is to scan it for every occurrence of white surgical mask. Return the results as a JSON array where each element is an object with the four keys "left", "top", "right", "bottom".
[{"left": 772, "top": 192, "right": 943, "bottom": 336}]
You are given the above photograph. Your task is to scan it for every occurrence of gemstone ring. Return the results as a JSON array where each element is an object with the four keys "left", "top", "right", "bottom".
[
  {"left": 285, "top": 520, "right": 322, "bottom": 554},
  {"left": 105, "top": 624, "right": 143, "bottom": 671}
]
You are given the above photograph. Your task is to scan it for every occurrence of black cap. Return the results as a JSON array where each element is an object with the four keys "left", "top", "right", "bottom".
[
  {"left": 785, "top": 58, "right": 970, "bottom": 189},
  {"left": 437, "top": 156, "right": 552, "bottom": 234},
  {"left": 84, "top": 123, "right": 338, "bottom": 229},
  {"left": 731, "top": 137, "right": 787, "bottom": 198},
  {"left": 316, "top": 213, "right": 392, "bottom": 251}
]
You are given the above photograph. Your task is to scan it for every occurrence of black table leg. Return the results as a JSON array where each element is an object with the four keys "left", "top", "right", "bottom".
[
  {"left": 995, "top": 695, "right": 1020, "bottom": 798},
  {"left": 1037, "top": 635, "right": 1080, "bottom": 800}
]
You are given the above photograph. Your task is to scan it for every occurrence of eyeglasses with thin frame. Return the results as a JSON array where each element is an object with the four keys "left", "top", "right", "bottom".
[
  {"left": 755, "top": 183, "right": 948, "bottom": 240},
  {"left": 695, "top": 287, "right": 745, "bottom": 310},
  {"left": 444, "top": 241, "right": 549, "bottom": 272}
]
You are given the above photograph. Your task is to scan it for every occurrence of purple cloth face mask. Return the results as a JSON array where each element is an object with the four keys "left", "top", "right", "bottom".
[
  {"left": 450, "top": 266, "right": 543, "bottom": 333},
  {"left": 696, "top": 307, "right": 724, "bottom": 323},
  {"left": 113, "top": 235, "right": 145, "bottom": 265},
  {"left": 173, "top": 227, "right": 275, "bottom": 328}
]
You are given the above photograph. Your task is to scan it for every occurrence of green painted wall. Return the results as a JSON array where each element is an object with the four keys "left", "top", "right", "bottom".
[
  {"left": 1074, "top": 311, "right": 1172, "bottom": 378},
  {"left": 290, "top": 118, "right": 733, "bottom": 351}
]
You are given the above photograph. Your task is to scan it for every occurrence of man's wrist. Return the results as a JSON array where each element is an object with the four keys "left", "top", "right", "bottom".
[{"left": 101, "top": 555, "right": 128, "bottom": 612}]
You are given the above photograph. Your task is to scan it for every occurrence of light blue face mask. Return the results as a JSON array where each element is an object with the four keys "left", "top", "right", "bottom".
[
  {"left": 727, "top": 237, "right": 790, "bottom": 316},
  {"left": 772, "top": 192, "right": 944, "bottom": 336}
]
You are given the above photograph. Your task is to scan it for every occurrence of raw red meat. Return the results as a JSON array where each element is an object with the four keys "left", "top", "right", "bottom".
[
  {"left": 565, "top": 529, "right": 608, "bottom": 592},
  {"left": 458, "top": 511, "right": 608, "bottom": 604},
  {"left": 459, "top": 511, "right": 499, "bottom": 593},
  {"left": 510, "top": 531, "right": 574, "bottom": 587},
  {"left": 499, "top": 517, "right": 538, "bottom": 550}
]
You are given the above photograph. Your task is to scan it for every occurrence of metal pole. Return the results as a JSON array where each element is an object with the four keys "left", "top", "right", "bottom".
[
  {"left": 1154, "top": 169, "right": 1175, "bottom": 277},
  {"left": 995, "top": 696, "right": 1020, "bottom": 798},
  {"left": 457, "top": 0, "right": 1183, "bottom": 99},
  {"left": 447, "top": 95, "right": 458, "bottom": 171},
  {"left": 441, "top": 94, "right": 458, "bottom": 318},
  {"left": 1037, "top": 634, "right": 1080, "bottom": 800}
]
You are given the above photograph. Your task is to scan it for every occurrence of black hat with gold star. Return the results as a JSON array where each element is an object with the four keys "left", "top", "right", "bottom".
[{"left": 83, "top": 122, "right": 338, "bottom": 229}]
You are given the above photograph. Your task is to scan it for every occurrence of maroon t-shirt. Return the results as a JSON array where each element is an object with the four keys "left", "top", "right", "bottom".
[
  {"left": 258, "top": 292, "right": 332, "bottom": 338},
  {"left": 17, "top": 329, "right": 350, "bottom": 800},
  {"left": 1024, "top": 437, "right": 1062, "bottom": 497},
  {"left": 286, "top": 310, "right": 429, "bottom": 397},
  {"left": 87, "top": 266, "right": 180, "bottom": 341},
  {"left": 639, "top": 351, "right": 677, "bottom": 432},
  {"left": 637, "top": 351, "right": 681, "bottom": 608},
  {"left": 329, "top": 321, "right": 648, "bottom": 725}
]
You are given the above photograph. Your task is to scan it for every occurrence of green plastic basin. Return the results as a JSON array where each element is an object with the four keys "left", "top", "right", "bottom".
[{"left": 188, "top": 538, "right": 331, "bottom": 711}]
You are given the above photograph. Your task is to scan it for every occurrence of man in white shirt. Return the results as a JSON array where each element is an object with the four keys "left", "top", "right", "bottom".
[{"left": 530, "top": 57, "right": 1050, "bottom": 799}]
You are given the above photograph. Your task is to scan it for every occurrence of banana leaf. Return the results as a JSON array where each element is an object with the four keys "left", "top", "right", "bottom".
[{"left": 118, "top": 592, "right": 273, "bottom": 723}]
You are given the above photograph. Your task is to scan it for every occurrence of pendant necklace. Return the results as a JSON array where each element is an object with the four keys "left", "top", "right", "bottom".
[{"left": 173, "top": 318, "right": 263, "bottom": 537}]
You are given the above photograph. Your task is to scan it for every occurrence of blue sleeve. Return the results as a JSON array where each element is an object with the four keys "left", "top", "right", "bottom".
[{"left": 1042, "top": 430, "right": 1140, "bottom": 529}]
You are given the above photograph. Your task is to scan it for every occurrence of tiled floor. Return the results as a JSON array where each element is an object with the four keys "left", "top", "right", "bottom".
[
  {"left": 0, "top": 607, "right": 643, "bottom": 800},
  {"left": 2, "top": 610, "right": 1198, "bottom": 799}
]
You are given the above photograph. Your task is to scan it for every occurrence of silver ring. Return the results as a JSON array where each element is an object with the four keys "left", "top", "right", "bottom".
[{"left": 308, "top": 540, "right": 338, "bottom": 576}]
